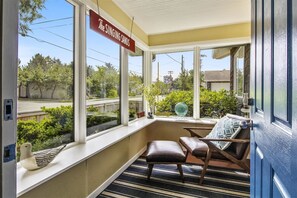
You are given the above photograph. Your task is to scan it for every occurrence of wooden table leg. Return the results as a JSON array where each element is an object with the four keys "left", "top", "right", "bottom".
[
  {"left": 147, "top": 164, "right": 154, "bottom": 180},
  {"left": 177, "top": 164, "right": 184, "bottom": 183}
]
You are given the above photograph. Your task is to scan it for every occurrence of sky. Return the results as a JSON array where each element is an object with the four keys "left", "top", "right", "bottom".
[
  {"left": 152, "top": 49, "right": 230, "bottom": 80},
  {"left": 18, "top": 0, "right": 230, "bottom": 80}
]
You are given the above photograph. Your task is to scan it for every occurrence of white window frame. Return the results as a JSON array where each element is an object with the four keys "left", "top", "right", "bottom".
[
  {"left": 121, "top": 47, "right": 129, "bottom": 125},
  {"left": 193, "top": 47, "right": 201, "bottom": 119},
  {"left": 143, "top": 51, "right": 152, "bottom": 116},
  {"left": 127, "top": 47, "right": 145, "bottom": 122},
  {"left": 72, "top": 0, "right": 87, "bottom": 143},
  {"left": 84, "top": 7, "right": 126, "bottom": 138},
  {"left": 145, "top": 48, "right": 201, "bottom": 119},
  {"left": 1, "top": 0, "right": 18, "bottom": 197}
]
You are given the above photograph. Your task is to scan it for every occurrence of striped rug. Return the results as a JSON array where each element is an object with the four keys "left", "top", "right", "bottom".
[{"left": 98, "top": 157, "right": 250, "bottom": 198}]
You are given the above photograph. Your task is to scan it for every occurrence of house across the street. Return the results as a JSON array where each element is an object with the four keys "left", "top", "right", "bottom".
[{"left": 204, "top": 70, "right": 230, "bottom": 91}]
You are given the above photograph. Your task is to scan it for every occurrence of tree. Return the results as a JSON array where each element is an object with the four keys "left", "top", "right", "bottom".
[
  {"left": 48, "top": 61, "right": 73, "bottom": 99},
  {"left": 88, "top": 63, "right": 119, "bottom": 98},
  {"left": 143, "top": 83, "right": 161, "bottom": 113},
  {"left": 19, "top": 0, "right": 45, "bottom": 36},
  {"left": 21, "top": 54, "right": 73, "bottom": 99},
  {"left": 26, "top": 54, "right": 50, "bottom": 98},
  {"left": 129, "top": 72, "right": 143, "bottom": 96},
  {"left": 18, "top": 64, "right": 31, "bottom": 97},
  {"left": 179, "top": 55, "right": 188, "bottom": 90},
  {"left": 173, "top": 67, "right": 192, "bottom": 91},
  {"left": 155, "top": 81, "right": 171, "bottom": 95},
  {"left": 86, "top": 65, "right": 95, "bottom": 97},
  {"left": 104, "top": 63, "right": 120, "bottom": 98}
]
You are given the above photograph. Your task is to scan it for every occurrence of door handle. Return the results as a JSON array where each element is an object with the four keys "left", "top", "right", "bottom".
[
  {"left": 240, "top": 120, "right": 253, "bottom": 130},
  {"left": 248, "top": 98, "right": 254, "bottom": 106}
]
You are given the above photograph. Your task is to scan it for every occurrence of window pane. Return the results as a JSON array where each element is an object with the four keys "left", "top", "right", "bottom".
[
  {"left": 152, "top": 51, "right": 193, "bottom": 117},
  {"left": 129, "top": 47, "right": 144, "bottom": 120},
  {"left": 200, "top": 48, "right": 236, "bottom": 118},
  {"left": 86, "top": 14, "right": 121, "bottom": 136},
  {"left": 18, "top": 0, "right": 75, "bottom": 156}
]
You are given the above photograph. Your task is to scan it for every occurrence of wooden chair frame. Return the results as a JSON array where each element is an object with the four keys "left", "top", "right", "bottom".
[
  {"left": 182, "top": 127, "right": 250, "bottom": 184},
  {"left": 147, "top": 162, "right": 185, "bottom": 182}
]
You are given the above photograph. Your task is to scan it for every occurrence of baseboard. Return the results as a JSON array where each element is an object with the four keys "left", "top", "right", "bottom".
[{"left": 87, "top": 146, "right": 147, "bottom": 198}]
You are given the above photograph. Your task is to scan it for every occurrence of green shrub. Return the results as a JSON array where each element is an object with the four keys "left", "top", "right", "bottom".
[
  {"left": 156, "top": 89, "right": 237, "bottom": 117},
  {"left": 17, "top": 119, "right": 42, "bottom": 145},
  {"left": 156, "top": 90, "right": 193, "bottom": 116},
  {"left": 107, "top": 89, "right": 118, "bottom": 98},
  {"left": 200, "top": 89, "right": 237, "bottom": 117},
  {"left": 129, "top": 109, "right": 136, "bottom": 119},
  {"left": 17, "top": 106, "right": 74, "bottom": 152},
  {"left": 17, "top": 105, "right": 119, "bottom": 153},
  {"left": 41, "top": 105, "right": 73, "bottom": 134},
  {"left": 87, "top": 105, "right": 99, "bottom": 112},
  {"left": 87, "top": 115, "right": 116, "bottom": 127}
]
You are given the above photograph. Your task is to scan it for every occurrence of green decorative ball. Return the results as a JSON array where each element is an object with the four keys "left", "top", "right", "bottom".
[{"left": 175, "top": 102, "right": 188, "bottom": 117}]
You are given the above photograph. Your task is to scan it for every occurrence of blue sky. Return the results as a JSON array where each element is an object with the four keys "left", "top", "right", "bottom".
[
  {"left": 152, "top": 50, "right": 230, "bottom": 80},
  {"left": 19, "top": 0, "right": 230, "bottom": 79},
  {"left": 19, "top": 0, "right": 74, "bottom": 65}
]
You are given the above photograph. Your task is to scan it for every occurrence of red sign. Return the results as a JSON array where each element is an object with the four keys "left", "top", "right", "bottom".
[{"left": 90, "top": 10, "right": 135, "bottom": 53}]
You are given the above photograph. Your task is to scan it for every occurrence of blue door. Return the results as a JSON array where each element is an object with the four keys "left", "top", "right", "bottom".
[{"left": 250, "top": 0, "right": 296, "bottom": 197}]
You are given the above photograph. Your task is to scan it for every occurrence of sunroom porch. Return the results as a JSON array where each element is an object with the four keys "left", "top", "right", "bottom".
[{"left": 2, "top": 0, "right": 255, "bottom": 197}]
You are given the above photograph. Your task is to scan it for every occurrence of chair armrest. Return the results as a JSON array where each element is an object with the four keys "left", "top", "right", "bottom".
[
  {"left": 199, "top": 138, "right": 250, "bottom": 143},
  {"left": 183, "top": 127, "right": 213, "bottom": 138},
  {"left": 183, "top": 127, "right": 214, "bottom": 130}
]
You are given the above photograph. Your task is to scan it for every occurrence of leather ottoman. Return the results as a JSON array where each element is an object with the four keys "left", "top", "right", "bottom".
[{"left": 146, "top": 140, "right": 186, "bottom": 182}]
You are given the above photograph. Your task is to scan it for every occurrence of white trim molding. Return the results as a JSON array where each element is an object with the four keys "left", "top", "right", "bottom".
[
  {"left": 121, "top": 47, "right": 129, "bottom": 125},
  {"left": 149, "top": 37, "right": 251, "bottom": 53},
  {"left": 76, "top": 3, "right": 87, "bottom": 143},
  {"left": 193, "top": 47, "right": 201, "bottom": 119},
  {"left": 143, "top": 51, "right": 152, "bottom": 115},
  {"left": 1, "top": 0, "right": 18, "bottom": 197}
]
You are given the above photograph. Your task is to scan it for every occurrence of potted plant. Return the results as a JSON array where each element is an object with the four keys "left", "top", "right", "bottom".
[{"left": 143, "top": 83, "right": 161, "bottom": 118}]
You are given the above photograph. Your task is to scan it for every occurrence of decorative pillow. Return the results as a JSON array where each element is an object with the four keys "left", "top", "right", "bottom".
[{"left": 205, "top": 115, "right": 241, "bottom": 150}]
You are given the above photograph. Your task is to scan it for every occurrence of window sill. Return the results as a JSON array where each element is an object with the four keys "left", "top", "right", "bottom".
[
  {"left": 16, "top": 116, "right": 217, "bottom": 196},
  {"left": 155, "top": 116, "right": 218, "bottom": 124},
  {"left": 17, "top": 117, "right": 156, "bottom": 197}
]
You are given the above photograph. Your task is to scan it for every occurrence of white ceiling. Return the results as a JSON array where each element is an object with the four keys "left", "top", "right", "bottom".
[{"left": 113, "top": 0, "right": 251, "bottom": 35}]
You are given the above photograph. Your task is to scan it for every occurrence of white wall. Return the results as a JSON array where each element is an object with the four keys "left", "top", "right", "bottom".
[{"left": 211, "top": 82, "right": 230, "bottom": 91}]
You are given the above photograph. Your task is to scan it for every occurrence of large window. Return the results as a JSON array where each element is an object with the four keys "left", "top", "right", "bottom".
[
  {"left": 152, "top": 51, "right": 193, "bottom": 117},
  {"left": 128, "top": 47, "right": 144, "bottom": 121},
  {"left": 86, "top": 13, "right": 121, "bottom": 136},
  {"left": 18, "top": 0, "right": 75, "bottom": 154},
  {"left": 200, "top": 48, "right": 237, "bottom": 118}
]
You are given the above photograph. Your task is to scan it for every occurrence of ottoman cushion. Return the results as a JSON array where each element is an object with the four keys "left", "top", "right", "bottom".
[{"left": 146, "top": 141, "right": 186, "bottom": 163}]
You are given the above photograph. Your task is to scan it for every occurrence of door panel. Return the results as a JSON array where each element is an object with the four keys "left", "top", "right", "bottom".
[
  {"left": 262, "top": 157, "right": 273, "bottom": 198},
  {"left": 251, "top": 0, "right": 295, "bottom": 197},
  {"left": 272, "top": 174, "right": 290, "bottom": 198},
  {"left": 273, "top": 0, "right": 291, "bottom": 124},
  {"left": 255, "top": 147, "right": 263, "bottom": 198},
  {"left": 255, "top": 0, "right": 263, "bottom": 112}
]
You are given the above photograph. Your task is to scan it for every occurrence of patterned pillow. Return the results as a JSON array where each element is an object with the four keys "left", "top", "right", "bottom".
[{"left": 205, "top": 115, "right": 241, "bottom": 150}]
